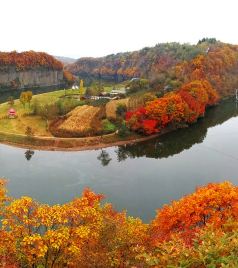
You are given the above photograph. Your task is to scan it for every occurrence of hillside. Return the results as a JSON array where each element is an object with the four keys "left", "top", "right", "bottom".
[
  {"left": 0, "top": 51, "right": 66, "bottom": 91},
  {"left": 67, "top": 39, "right": 238, "bottom": 97},
  {"left": 67, "top": 42, "right": 205, "bottom": 81}
]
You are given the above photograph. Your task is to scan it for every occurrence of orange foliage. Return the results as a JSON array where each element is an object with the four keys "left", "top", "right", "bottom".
[
  {"left": 126, "top": 80, "right": 219, "bottom": 134},
  {"left": 0, "top": 180, "right": 147, "bottom": 268},
  {"left": 63, "top": 70, "right": 75, "bottom": 85},
  {"left": 176, "top": 45, "right": 238, "bottom": 96},
  {"left": 145, "top": 93, "right": 188, "bottom": 127},
  {"left": 150, "top": 181, "right": 238, "bottom": 244},
  {"left": 1, "top": 179, "right": 238, "bottom": 267},
  {"left": 0, "top": 51, "right": 63, "bottom": 71},
  {"left": 178, "top": 80, "right": 219, "bottom": 122}
]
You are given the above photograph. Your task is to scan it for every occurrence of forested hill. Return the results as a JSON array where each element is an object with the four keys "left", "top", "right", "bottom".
[
  {"left": 66, "top": 39, "right": 238, "bottom": 97},
  {"left": 67, "top": 42, "right": 205, "bottom": 81},
  {"left": 0, "top": 51, "right": 63, "bottom": 71}
]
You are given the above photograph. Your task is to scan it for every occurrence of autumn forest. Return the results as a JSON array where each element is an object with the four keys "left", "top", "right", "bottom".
[{"left": 1, "top": 37, "right": 238, "bottom": 268}]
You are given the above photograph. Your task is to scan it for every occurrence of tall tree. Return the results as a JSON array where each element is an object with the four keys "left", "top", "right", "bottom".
[{"left": 79, "top": 79, "right": 84, "bottom": 95}]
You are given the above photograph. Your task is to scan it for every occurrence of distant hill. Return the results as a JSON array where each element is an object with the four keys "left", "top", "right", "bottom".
[
  {"left": 66, "top": 42, "right": 206, "bottom": 82},
  {"left": 66, "top": 39, "right": 238, "bottom": 97},
  {"left": 54, "top": 56, "right": 76, "bottom": 65}
]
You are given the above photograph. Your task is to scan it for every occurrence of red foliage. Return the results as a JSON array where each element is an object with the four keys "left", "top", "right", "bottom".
[
  {"left": 126, "top": 80, "right": 219, "bottom": 134},
  {"left": 145, "top": 93, "right": 188, "bottom": 127},
  {"left": 142, "top": 119, "right": 158, "bottom": 135},
  {"left": 125, "top": 111, "right": 134, "bottom": 121}
]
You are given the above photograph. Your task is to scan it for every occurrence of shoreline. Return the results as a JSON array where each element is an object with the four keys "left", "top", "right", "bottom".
[
  {"left": 0, "top": 131, "right": 161, "bottom": 152},
  {"left": 0, "top": 97, "right": 233, "bottom": 152}
]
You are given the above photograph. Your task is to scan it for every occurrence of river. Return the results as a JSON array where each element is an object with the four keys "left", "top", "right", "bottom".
[{"left": 1, "top": 99, "right": 238, "bottom": 222}]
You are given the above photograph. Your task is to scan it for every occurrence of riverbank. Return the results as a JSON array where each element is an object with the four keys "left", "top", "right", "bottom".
[
  {"left": 0, "top": 89, "right": 233, "bottom": 151},
  {"left": 0, "top": 129, "right": 161, "bottom": 151}
]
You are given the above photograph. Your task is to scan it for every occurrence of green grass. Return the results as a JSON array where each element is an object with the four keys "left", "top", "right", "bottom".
[
  {"left": 0, "top": 88, "right": 76, "bottom": 136},
  {"left": 0, "top": 83, "right": 127, "bottom": 137}
]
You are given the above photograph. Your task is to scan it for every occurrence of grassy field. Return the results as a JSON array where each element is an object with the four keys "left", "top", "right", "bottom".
[
  {"left": 0, "top": 83, "right": 129, "bottom": 137},
  {"left": 0, "top": 88, "right": 79, "bottom": 136}
]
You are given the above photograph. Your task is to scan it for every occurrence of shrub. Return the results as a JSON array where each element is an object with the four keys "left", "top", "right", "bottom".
[
  {"left": 25, "top": 126, "right": 34, "bottom": 139},
  {"left": 7, "top": 96, "right": 14, "bottom": 106},
  {"left": 126, "top": 78, "right": 149, "bottom": 94},
  {"left": 117, "top": 121, "right": 130, "bottom": 137},
  {"left": 56, "top": 98, "right": 83, "bottom": 115},
  {"left": 116, "top": 103, "right": 127, "bottom": 118},
  {"left": 90, "top": 98, "right": 109, "bottom": 107},
  {"left": 142, "top": 92, "right": 157, "bottom": 104},
  {"left": 102, "top": 119, "right": 116, "bottom": 134}
]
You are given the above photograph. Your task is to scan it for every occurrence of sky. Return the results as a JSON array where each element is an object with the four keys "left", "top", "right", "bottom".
[{"left": 1, "top": 0, "right": 238, "bottom": 59}]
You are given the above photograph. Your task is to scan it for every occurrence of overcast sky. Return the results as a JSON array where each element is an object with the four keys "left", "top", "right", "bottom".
[{"left": 1, "top": 0, "right": 237, "bottom": 59}]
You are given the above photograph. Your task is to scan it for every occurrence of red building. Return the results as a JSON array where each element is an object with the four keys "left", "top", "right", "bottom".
[{"left": 8, "top": 108, "right": 16, "bottom": 118}]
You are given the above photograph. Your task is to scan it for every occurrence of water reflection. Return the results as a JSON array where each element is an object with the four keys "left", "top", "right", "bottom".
[
  {"left": 115, "top": 100, "right": 238, "bottom": 160},
  {"left": 24, "top": 149, "right": 35, "bottom": 161},
  {"left": 97, "top": 150, "right": 112, "bottom": 166},
  {"left": 0, "top": 99, "right": 238, "bottom": 222}
]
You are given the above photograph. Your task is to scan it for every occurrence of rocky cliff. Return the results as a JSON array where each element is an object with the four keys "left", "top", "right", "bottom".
[
  {"left": 0, "top": 51, "right": 65, "bottom": 91},
  {"left": 0, "top": 68, "right": 64, "bottom": 90}
]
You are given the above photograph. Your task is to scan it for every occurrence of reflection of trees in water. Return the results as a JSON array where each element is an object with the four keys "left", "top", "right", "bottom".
[
  {"left": 24, "top": 150, "right": 35, "bottom": 161},
  {"left": 97, "top": 150, "right": 112, "bottom": 166},
  {"left": 116, "top": 100, "right": 238, "bottom": 161}
]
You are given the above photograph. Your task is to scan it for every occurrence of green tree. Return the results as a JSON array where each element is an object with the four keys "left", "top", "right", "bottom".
[
  {"left": 20, "top": 92, "right": 28, "bottom": 107},
  {"left": 7, "top": 96, "right": 14, "bottom": 107},
  {"left": 25, "top": 91, "right": 33, "bottom": 105},
  {"left": 116, "top": 104, "right": 127, "bottom": 118},
  {"left": 20, "top": 91, "right": 33, "bottom": 107}
]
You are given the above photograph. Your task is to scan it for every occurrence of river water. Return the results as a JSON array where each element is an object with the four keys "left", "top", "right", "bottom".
[{"left": 1, "top": 99, "right": 238, "bottom": 222}]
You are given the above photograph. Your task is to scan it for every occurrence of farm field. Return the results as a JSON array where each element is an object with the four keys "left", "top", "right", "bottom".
[
  {"left": 0, "top": 84, "right": 128, "bottom": 138},
  {"left": 0, "top": 89, "right": 80, "bottom": 136}
]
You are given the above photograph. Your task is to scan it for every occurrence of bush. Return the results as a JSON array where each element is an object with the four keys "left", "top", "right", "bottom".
[
  {"left": 32, "top": 101, "right": 59, "bottom": 120},
  {"left": 25, "top": 126, "right": 34, "bottom": 137},
  {"left": 56, "top": 98, "right": 84, "bottom": 115},
  {"left": 126, "top": 78, "right": 149, "bottom": 94},
  {"left": 116, "top": 103, "right": 127, "bottom": 118},
  {"left": 142, "top": 92, "right": 157, "bottom": 104},
  {"left": 102, "top": 119, "right": 116, "bottom": 134},
  {"left": 7, "top": 96, "right": 14, "bottom": 106},
  {"left": 90, "top": 98, "right": 109, "bottom": 107},
  {"left": 117, "top": 121, "right": 130, "bottom": 137},
  {"left": 31, "top": 99, "right": 41, "bottom": 115}
]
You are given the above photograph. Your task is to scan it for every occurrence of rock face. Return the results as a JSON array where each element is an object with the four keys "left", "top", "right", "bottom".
[
  {"left": 0, "top": 67, "right": 64, "bottom": 91},
  {"left": 0, "top": 51, "right": 65, "bottom": 91}
]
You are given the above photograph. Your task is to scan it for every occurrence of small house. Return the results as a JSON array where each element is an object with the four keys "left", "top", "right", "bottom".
[
  {"left": 8, "top": 108, "right": 16, "bottom": 119},
  {"left": 110, "top": 88, "right": 126, "bottom": 98},
  {"left": 130, "top": 78, "right": 140, "bottom": 82},
  {"left": 163, "top": 85, "right": 173, "bottom": 92},
  {"left": 72, "top": 84, "right": 79, "bottom": 90}
]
